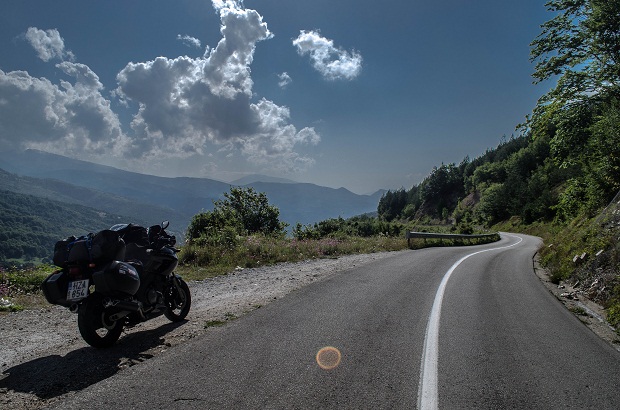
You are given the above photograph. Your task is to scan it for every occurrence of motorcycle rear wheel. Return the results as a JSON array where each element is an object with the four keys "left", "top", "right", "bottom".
[
  {"left": 78, "top": 295, "right": 124, "bottom": 348},
  {"left": 164, "top": 277, "right": 191, "bottom": 322}
]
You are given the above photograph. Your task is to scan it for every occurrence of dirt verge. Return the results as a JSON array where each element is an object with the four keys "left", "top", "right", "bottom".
[{"left": 533, "top": 254, "right": 620, "bottom": 350}]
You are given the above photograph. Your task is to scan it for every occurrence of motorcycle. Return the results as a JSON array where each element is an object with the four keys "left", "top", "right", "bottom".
[{"left": 42, "top": 221, "right": 191, "bottom": 348}]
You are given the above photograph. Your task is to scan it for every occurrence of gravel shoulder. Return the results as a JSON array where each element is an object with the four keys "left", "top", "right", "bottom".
[{"left": 0, "top": 252, "right": 398, "bottom": 410}]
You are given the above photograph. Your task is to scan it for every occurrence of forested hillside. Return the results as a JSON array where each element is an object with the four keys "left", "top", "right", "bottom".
[
  {"left": 377, "top": 133, "right": 571, "bottom": 227},
  {"left": 0, "top": 190, "right": 144, "bottom": 264},
  {"left": 379, "top": 0, "right": 620, "bottom": 227}
]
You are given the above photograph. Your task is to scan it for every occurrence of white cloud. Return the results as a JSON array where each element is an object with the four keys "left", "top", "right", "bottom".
[
  {"left": 24, "top": 27, "right": 75, "bottom": 62},
  {"left": 0, "top": 1, "right": 320, "bottom": 174},
  {"left": 278, "top": 72, "right": 292, "bottom": 88},
  {"left": 177, "top": 34, "right": 202, "bottom": 49},
  {"left": 0, "top": 28, "right": 125, "bottom": 157},
  {"left": 0, "top": 64, "right": 127, "bottom": 156},
  {"left": 293, "top": 30, "right": 362, "bottom": 81},
  {"left": 115, "top": 0, "right": 319, "bottom": 170}
]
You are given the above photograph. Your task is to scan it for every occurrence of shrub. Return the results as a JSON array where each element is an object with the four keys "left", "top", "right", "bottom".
[{"left": 187, "top": 187, "right": 287, "bottom": 242}]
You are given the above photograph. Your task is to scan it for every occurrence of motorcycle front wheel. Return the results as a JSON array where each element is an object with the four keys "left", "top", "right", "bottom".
[
  {"left": 164, "top": 277, "right": 191, "bottom": 322},
  {"left": 78, "top": 295, "right": 124, "bottom": 348}
]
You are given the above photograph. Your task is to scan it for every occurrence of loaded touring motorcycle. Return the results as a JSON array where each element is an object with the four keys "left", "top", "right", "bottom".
[{"left": 42, "top": 221, "right": 191, "bottom": 348}]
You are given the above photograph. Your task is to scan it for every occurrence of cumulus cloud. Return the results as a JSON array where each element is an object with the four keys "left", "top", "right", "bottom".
[
  {"left": 177, "top": 34, "right": 202, "bottom": 49},
  {"left": 0, "top": 64, "right": 127, "bottom": 156},
  {"left": 0, "top": 1, "right": 320, "bottom": 173},
  {"left": 293, "top": 30, "right": 362, "bottom": 81},
  {"left": 25, "top": 27, "right": 75, "bottom": 62},
  {"left": 0, "top": 26, "right": 126, "bottom": 157},
  {"left": 115, "top": 0, "right": 319, "bottom": 170},
  {"left": 278, "top": 72, "right": 292, "bottom": 88}
]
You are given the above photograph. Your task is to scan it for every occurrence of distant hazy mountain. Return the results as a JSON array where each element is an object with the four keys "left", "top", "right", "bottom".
[
  {"left": 231, "top": 174, "right": 297, "bottom": 185},
  {"left": 0, "top": 168, "right": 179, "bottom": 229},
  {"left": 0, "top": 150, "right": 382, "bottom": 234}
]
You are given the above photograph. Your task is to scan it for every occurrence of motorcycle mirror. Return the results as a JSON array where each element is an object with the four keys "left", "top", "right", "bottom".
[{"left": 161, "top": 220, "right": 170, "bottom": 229}]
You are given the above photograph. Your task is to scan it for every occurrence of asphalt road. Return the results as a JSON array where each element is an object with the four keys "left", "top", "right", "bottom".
[{"left": 53, "top": 234, "right": 620, "bottom": 409}]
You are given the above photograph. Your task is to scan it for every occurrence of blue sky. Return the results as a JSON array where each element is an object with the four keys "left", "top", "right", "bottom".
[{"left": 0, "top": 0, "right": 551, "bottom": 194}]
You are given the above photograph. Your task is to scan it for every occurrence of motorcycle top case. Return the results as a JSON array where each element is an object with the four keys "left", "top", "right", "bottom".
[{"left": 92, "top": 261, "right": 140, "bottom": 297}]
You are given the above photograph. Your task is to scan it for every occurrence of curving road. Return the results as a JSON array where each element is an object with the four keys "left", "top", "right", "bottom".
[{"left": 54, "top": 234, "right": 620, "bottom": 409}]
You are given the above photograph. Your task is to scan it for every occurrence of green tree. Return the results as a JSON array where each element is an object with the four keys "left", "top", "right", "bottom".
[
  {"left": 528, "top": 0, "right": 620, "bottom": 219},
  {"left": 218, "top": 187, "right": 288, "bottom": 236},
  {"left": 419, "top": 163, "right": 464, "bottom": 217},
  {"left": 378, "top": 189, "right": 407, "bottom": 221},
  {"left": 531, "top": 0, "right": 620, "bottom": 104},
  {"left": 186, "top": 187, "right": 287, "bottom": 241},
  {"left": 589, "top": 99, "right": 620, "bottom": 195}
]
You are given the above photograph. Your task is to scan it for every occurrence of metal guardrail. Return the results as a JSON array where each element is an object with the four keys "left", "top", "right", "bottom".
[{"left": 406, "top": 231, "right": 499, "bottom": 246}]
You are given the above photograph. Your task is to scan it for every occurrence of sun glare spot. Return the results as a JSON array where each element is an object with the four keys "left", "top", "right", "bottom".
[{"left": 316, "top": 346, "right": 342, "bottom": 370}]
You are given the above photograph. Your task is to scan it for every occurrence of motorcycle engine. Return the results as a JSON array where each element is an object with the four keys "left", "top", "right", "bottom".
[{"left": 146, "top": 287, "right": 163, "bottom": 306}]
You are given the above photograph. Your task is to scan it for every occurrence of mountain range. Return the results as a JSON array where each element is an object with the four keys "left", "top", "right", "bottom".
[{"left": 0, "top": 150, "right": 384, "bottom": 237}]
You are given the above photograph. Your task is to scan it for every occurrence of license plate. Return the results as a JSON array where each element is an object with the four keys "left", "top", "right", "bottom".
[{"left": 67, "top": 279, "right": 89, "bottom": 301}]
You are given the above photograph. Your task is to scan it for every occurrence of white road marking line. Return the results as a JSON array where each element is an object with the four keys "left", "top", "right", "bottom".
[{"left": 417, "top": 234, "right": 523, "bottom": 410}]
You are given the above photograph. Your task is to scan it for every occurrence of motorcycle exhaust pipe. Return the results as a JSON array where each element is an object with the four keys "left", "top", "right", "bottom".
[
  {"left": 115, "top": 300, "right": 141, "bottom": 312},
  {"left": 104, "top": 298, "right": 142, "bottom": 312}
]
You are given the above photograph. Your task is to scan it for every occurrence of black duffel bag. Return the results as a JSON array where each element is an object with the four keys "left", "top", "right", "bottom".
[
  {"left": 53, "top": 235, "right": 81, "bottom": 268},
  {"left": 91, "top": 230, "right": 125, "bottom": 263}
]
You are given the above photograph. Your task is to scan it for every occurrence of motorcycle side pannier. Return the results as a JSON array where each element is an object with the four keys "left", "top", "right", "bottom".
[
  {"left": 92, "top": 261, "right": 140, "bottom": 297},
  {"left": 41, "top": 271, "right": 71, "bottom": 307}
]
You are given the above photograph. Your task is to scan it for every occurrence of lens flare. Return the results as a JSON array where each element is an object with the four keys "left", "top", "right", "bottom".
[{"left": 316, "top": 346, "right": 342, "bottom": 370}]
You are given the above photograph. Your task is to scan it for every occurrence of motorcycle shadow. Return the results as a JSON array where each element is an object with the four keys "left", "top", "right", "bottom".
[{"left": 0, "top": 320, "right": 186, "bottom": 400}]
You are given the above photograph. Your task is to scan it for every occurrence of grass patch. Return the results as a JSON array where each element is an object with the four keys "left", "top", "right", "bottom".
[
  {"left": 537, "top": 216, "right": 616, "bottom": 284},
  {"left": 1, "top": 264, "right": 55, "bottom": 295},
  {"left": 0, "top": 265, "right": 55, "bottom": 310},
  {"left": 205, "top": 312, "right": 239, "bottom": 329},
  {"left": 178, "top": 235, "right": 409, "bottom": 280},
  {"left": 569, "top": 306, "right": 588, "bottom": 316},
  {"left": 205, "top": 320, "right": 227, "bottom": 328},
  {"left": 607, "top": 302, "right": 620, "bottom": 333},
  {"left": 0, "top": 299, "right": 24, "bottom": 312}
]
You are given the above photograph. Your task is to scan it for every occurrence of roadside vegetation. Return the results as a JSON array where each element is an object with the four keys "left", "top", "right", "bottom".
[
  {"left": 179, "top": 187, "right": 411, "bottom": 280},
  {"left": 0, "top": 264, "right": 54, "bottom": 311},
  {"left": 178, "top": 186, "right": 497, "bottom": 280}
]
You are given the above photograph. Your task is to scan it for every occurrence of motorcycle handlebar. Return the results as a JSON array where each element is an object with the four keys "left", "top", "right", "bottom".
[{"left": 152, "top": 234, "right": 177, "bottom": 251}]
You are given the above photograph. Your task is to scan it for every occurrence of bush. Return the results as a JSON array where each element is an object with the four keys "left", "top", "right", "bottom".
[{"left": 187, "top": 187, "right": 287, "bottom": 242}]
